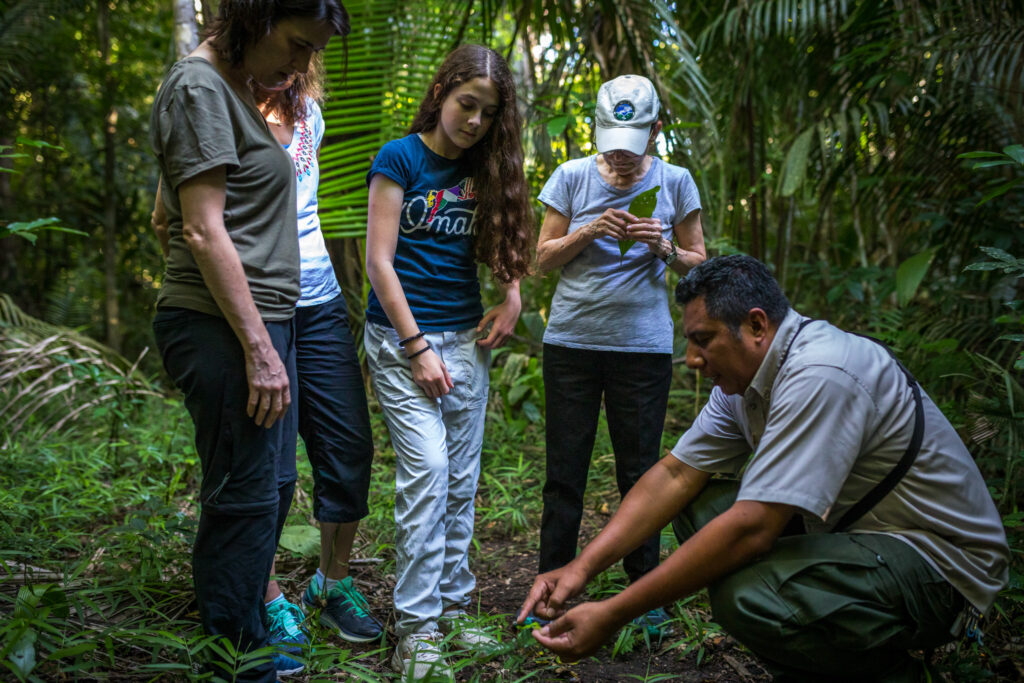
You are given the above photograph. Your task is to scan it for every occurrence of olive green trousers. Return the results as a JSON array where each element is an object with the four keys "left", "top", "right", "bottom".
[{"left": 672, "top": 480, "right": 965, "bottom": 682}]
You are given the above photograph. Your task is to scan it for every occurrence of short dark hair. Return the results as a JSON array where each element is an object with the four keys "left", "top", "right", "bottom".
[
  {"left": 675, "top": 254, "right": 790, "bottom": 333},
  {"left": 207, "top": 0, "right": 350, "bottom": 67}
]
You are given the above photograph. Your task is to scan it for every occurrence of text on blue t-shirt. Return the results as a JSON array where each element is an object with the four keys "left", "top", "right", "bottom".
[{"left": 365, "top": 134, "right": 482, "bottom": 331}]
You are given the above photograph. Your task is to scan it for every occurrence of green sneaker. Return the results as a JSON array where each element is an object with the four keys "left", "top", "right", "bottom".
[
  {"left": 265, "top": 598, "right": 307, "bottom": 677},
  {"left": 632, "top": 606, "right": 672, "bottom": 639},
  {"left": 302, "top": 576, "right": 383, "bottom": 642}
]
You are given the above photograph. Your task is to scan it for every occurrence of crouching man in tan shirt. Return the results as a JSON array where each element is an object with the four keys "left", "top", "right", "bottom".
[{"left": 518, "top": 253, "right": 1009, "bottom": 681}]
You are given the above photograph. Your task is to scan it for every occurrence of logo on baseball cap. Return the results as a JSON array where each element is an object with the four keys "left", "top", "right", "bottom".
[{"left": 595, "top": 75, "right": 660, "bottom": 156}]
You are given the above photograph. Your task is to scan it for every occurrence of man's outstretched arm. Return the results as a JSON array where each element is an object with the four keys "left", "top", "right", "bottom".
[
  {"left": 531, "top": 493, "right": 796, "bottom": 660},
  {"left": 518, "top": 456, "right": 711, "bottom": 623}
]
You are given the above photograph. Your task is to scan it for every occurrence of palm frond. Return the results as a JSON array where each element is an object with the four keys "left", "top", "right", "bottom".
[
  {"left": 319, "top": 0, "right": 488, "bottom": 240},
  {"left": 0, "top": 294, "right": 156, "bottom": 446},
  {"left": 0, "top": 0, "right": 86, "bottom": 90}
]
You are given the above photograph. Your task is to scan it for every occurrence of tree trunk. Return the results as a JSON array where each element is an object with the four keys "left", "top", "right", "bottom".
[
  {"left": 0, "top": 133, "right": 19, "bottom": 290},
  {"left": 588, "top": 4, "right": 636, "bottom": 78},
  {"left": 744, "top": 93, "right": 762, "bottom": 261},
  {"left": 99, "top": 0, "right": 121, "bottom": 352},
  {"left": 174, "top": 0, "right": 199, "bottom": 58}
]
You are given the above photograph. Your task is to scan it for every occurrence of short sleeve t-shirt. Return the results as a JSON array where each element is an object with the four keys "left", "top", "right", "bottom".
[
  {"left": 149, "top": 57, "right": 299, "bottom": 321},
  {"left": 539, "top": 156, "right": 701, "bottom": 353},
  {"left": 287, "top": 100, "right": 341, "bottom": 307},
  {"left": 365, "top": 134, "right": 482, "bottom": 331},
  {"left": 672, "top": 309, "right": 1010, "bottom": 614}
]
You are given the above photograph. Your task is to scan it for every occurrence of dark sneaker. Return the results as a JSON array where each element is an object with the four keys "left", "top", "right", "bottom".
[
  {"left": 266, "top": 598, "right": 308, "bottom": 677},
  {"left": 632, "top": 606, "right": 672, "bottom": 639},
  {"left": 302, "top": 576, "right": 383, "bottom": 643}
]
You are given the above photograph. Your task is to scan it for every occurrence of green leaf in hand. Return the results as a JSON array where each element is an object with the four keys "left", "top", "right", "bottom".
[{"left": 619, "top": 185, "right": 661, "bottom": 259}]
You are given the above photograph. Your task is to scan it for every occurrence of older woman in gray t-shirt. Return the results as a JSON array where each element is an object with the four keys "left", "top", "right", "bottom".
[{"left": 534, "top": 75, "right": 705, "bottom": 632}]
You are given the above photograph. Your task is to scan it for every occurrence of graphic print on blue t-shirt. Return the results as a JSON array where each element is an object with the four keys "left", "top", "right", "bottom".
[
  {"left": 403, "top": 177, "right": 477, "bottom": 237},
  {"left": 365, "top": 135, "right": 484, "bottom": 332}
]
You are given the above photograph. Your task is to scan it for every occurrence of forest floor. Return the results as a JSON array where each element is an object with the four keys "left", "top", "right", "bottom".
[
  {"left": 3, "top": 384, "right": 1021, "bottom": 681},
  {"left": 272, "top": 506, "right": 771, "bottom": 682}
]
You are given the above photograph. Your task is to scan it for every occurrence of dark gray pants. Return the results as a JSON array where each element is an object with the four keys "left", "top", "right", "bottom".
[
  {"left": 674, "top": 480, "right": 965, "bottom": 682},
  {"left": 154, "top": 307, "right": 298, "bottom": 682}
]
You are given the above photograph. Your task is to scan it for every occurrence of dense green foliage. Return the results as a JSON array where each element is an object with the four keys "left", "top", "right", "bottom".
[{"left": 1, "top": 0, "right": 1022, "bottom": 680}]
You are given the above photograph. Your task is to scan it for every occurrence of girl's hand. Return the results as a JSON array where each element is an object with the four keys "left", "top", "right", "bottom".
[
  {"left": 477, "top": 292, "right": 522, "bottom": 349},
  {"left": 625, "top": 217, "right": 666, "bottom": 251},
  {"left": 583, "top": 208, "right": 633, "bottom": 241},
  {"left": 409, "top": 345, "right": 454, "bottom": 399}
]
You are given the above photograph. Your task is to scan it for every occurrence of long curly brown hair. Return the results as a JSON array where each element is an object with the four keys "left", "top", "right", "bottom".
[{"left": 409, "top": 44, "right": 533, "bottom": 284}]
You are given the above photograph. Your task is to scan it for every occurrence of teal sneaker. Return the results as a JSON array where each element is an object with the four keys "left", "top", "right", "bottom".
[
  {"left": 632, "top": 606, "right": 672, "bottom": 639},
  {"left": 302, "top": 576, "right": 383, "bottom": 643},
  {"left": 266, "top": 598, "right": 308, "bottom": 676}
]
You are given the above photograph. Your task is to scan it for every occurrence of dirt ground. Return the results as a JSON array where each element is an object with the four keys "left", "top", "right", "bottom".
[
  {"left": 281, "top": 527, "right": 770, "bottom": 682},
  {"left": 464, "top": 541, "right": 770, "bottom": 682}
]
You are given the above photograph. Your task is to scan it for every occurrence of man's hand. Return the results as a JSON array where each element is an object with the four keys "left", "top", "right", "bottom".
[
  {"left": 245, "top": 342, "right": 290, "bottom": 428},
  {"left": 517, "top": 562, "right": 589, "bottom": 624},
  {"left": 531, "top": 601, "right": 619, "bottom": 661}
]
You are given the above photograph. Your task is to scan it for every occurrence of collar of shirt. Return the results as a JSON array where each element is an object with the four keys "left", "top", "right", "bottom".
[{"left": 744, "top": 308, "right": 806, "bottom": 406}]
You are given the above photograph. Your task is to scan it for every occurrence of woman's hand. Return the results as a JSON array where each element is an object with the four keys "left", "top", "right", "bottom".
[
  {"left": 408, "top": 342, "right": 453, "bottom": 399},
  {"left": 583, "top": 208, "right": 633, "bottom": 241},
  {"left": 625, "top": 217, "right": 669, "bottom": 255},
  {"left": 245, "top": 342, "right": 291, "bottom": 428},
  {"left": 477, "top": 285, "right": 522, "bottom": 349}
]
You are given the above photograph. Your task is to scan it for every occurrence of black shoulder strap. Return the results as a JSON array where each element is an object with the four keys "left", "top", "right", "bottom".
[{"left": 830, "top": 334, "right": 925, "bottom": 533}]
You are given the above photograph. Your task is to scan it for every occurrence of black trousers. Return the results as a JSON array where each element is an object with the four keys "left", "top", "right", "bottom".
[
  {"left": 154, "top": 307, "right": 297, "bottom": 682},
  {"left": 292, "top": 296, "right": 374, "bottom": 522},
  {"left": 539, "top": 344, "right": 672, "bottom": 582}
]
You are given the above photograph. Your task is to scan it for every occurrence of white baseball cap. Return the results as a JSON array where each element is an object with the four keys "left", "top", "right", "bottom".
[{"left": 594, "top": 75, "right": 660, "bottom": 156}]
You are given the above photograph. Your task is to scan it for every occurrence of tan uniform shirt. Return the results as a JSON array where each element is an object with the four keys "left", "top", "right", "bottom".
[{"left": 672, "top": 309, "right": 1009, "bottom": 613}]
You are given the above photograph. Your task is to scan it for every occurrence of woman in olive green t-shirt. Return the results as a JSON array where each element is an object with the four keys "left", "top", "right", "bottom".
[{"left": 148, "top": 2, "right": 348, "bottom": 680}]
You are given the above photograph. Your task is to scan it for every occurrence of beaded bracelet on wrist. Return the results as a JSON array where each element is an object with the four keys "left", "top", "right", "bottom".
[
  {"left": 406, "top": 342, "right": 431, "bottom": 360},
  {"left": 398, "top": 331, "right": 425, "bottom": 347}
]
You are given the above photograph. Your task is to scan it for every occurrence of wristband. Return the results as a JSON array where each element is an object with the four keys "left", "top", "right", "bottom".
[
  {"left": 659, "top": 240, "right": 678, "bottom": 265},
  {"left": 398, "top": 331, "right": 425, "bottom": 347},
  {"left": 406, "top": 341, "right": 431, "bottom": 359}
]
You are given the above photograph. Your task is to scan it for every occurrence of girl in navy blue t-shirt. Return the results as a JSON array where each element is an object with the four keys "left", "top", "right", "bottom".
[{"left": 363, "top": 44, "right": 532, "bottom": 678}]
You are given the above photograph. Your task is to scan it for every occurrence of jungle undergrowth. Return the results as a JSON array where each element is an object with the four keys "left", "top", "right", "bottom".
[{"left": 1, "top": 339, "right": 1020, "bottom": 680}]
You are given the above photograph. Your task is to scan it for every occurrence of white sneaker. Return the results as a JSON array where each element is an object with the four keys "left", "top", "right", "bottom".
[
  {"left": 390, "top": 631, "right": 452, "bottom": 681},
  {"left": 438, "top": 610, "right": 498, "bottom": 649}
]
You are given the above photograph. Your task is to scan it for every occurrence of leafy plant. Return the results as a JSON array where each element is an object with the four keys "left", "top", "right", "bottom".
[
  {"left": 0, "top": 139, "right": 84, "bottom": 244},
  {"left": 957, "top": 144, "right": 1024, "bottom": 207},
  {"left": 0, "top": 296, "right": 158, "bottom": 447},
  {"left": 621, "top": 185, "right": 661, "bottom": 259},
  {"left": 965, "top": 247, "right": 1024, "bottom": 371}
]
